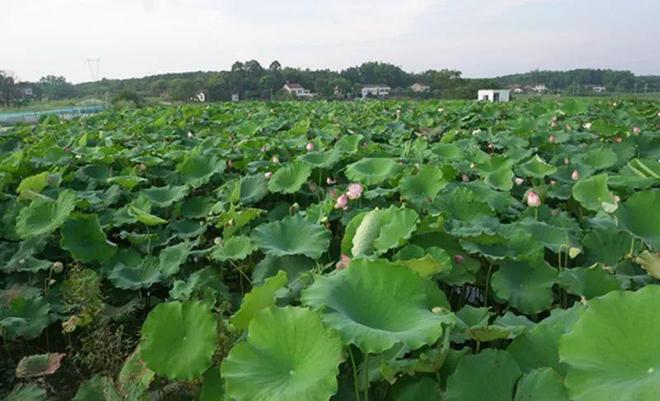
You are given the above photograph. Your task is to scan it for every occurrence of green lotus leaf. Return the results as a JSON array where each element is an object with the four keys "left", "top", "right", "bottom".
[
  {"left": 491, "top": 259, "right": 557, "bottom": 314},
  {"left": 117, "top": 347, "right": 155, "bottom": 399},
  {"left": 624, "top": 158, "right": 660, "bottom": 179},
  {"left": 15, "top": 352, "right": 65, "bottom": 378},
  {"left": 127, "top": 204, "right": 167, "bottom": 226},
  {"left": 444, "top": 349, "right": 521, "bottom": 401},
  {"left": 177, "top": 154, "right": 225, "bottom": 188},
  {"left": 16, "top": 190, "right": 76, "bottom": 239},
  {"left": 302, "top": 259, "right": 453, "bottom": 353},
  {"left": 0, "top": 291, "right": 50, "bottom": 340},
  {"left": 252, "top": 255, "right": 316, "bottom": 285},
  {"left": 437, "top": 186, "right": 494, "bottom": 221},
  {"left": 107, "top": 250, "right": 162, "bottom": 290},
  {"left": 390, "top": 377, "right": 441, "bottom": 401},
  {"left": 572, "top": 173, "right": 617, "bottom": 212},
  {"left": 158, "top": 241, "right": 192, "bottom": 277},
  {"left": 484, "top": 165, "right": 514, "bottom": 191},
  {"left": 221, "top": 306, "right": 344, "bottom": 401},
  {"left": 72, "top": 375, "right": 121, "bottom": 401},
  {"left": 514, "top": 368, "right": 569, "bottom": 401},
  {"left": 60, "top": 214, "right": 117, "bottom": 262},
  {"left": 211, "top": 236, "right": 255, "bottom": 262},
  {"left": 394, "top": 245, "right": 452, "bottom": 278},
  {"left": 17, "top": 171, "right": 50, "bottom": 200},
  {"left": 517, "top": 155, "right": 557, "bottom": 178},
  {"left": 239, "top": 174, "right": 268, "bottom": 204},
  {"left": 170, "top": 219, "right": 206, "bottom": 238},
  {"left": 635, "top": 250, "right": 660, "bottom": 279},
  {"left": 581, "top": 146, "right": 617, "bottom": 171},
  {"left": 616, "top": 191, "right": 660, "bottom": 250},
  {"left": 582, "top": 229, "right": 636, "bottom": 266},
  {"left": 508, "top": 306, "right": 581, "bottom": 374},
  {"left": 140, "top": 301, "right": 217, "bottom": 380},
  {"left": 252, "top": 215, "right": 331, "bottom": 259},
  {"left": 107, "top": 175, "right": 146, "bottom": 191},
  {"left": 335, "top": 134, "right": 363, "bottom": 153},
  {"left": 267, "top": 161, "right": 311, "bottom": 194},
  {"left": 231, "top": 270, "right": 288, "bottom": 330},
  {"left": 77, "top": 164, "right": 109, "bottom": 183},
  {"left": 399, "top": 166, "right": 447, "bottom": 203},
  {"left": 558, "top": 266, "right": 622, "bottom": 299},
  {"left": 181, "top": 196, "right": 214, "bottom": 218},
  {"left": 169, "top": 267, "right": 228, "bottom": 302},
  {"left": 299, "top": 150, "right": 341, "bottom": 168},
  {"left": 343, "top": 207, "right": 418, "bottom": 257},
  {"left": 141, "top": 185, "right": 189, "bottom": 208},
  {"left": 5, "top": 383, "right": 47, "bottom": 401},
  {"left": 200, "top": 367, "right": 225, "bottom": 401},
  {"left": 559, "top": 286, "right": 660, "bottom": 401},
  {"left": 345, "top": 157, "right": 400, "bottom": 185},
  {"left": 515, "top": 219, "right": 580, "bottom": 253}
]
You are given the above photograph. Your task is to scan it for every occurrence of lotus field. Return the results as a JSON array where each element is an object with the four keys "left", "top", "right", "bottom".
[{"left": 1, "top": 99, "right": 660, "bottom": 401}]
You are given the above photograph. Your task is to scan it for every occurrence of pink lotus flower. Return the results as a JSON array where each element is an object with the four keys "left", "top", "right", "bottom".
[
  {"left": 514, "top": 177, "right": 524, "bottom": 186},
  {"left": 336, "top": 254, "right": 351, "bottom": 270},
  {"left": 346, "top": 183, "right": 363, "bottom": 200},
  {"left": 526, "top": 191, "right": 541, "bottom": 208},
  {"left": 326, "top": 177, "right": 336, "bottom": 185},
  {"left": 633, "top": 127, "right": 641, "bottom": 134},
  {"left": 335, "top": 194, "right": 348, "bottom": 210},
  {"left": 264, "top": 171, "right": 273, "bottom": 179},
  {"left": 571, "top": 169, "right": 580, "bottom": 181},
  {"left": 306, "top": 142, "right": 315, "bottom": 151}
]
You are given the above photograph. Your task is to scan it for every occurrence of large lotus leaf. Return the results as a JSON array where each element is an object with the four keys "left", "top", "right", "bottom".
[
  {"left": 252, "top": 215, "right": 331, "bottom": 259},
  {"left": 158, "top": 241, "right": 192, "bottom": 277},
  {"left": 231, "top": 270, "right": 288, "bottom": 330},
  {"left": 200, "top": 367, "right": 225, "bottom": 401},
  {"left": 181, "top": 196, "right": 214, "bottom": 218},
  {"left": 335, "top": 134, "right": 363, "bottom": 153},
  {"left": 211, "top": 236, "right": 255, "bottom": 262},
  {"left": 0, "top": 292, "right": 50, "bottom": 340},
  {"left": 239, "top": 174, "right": 268, "bottom": 204},
  {"left": 16, "top": 190, "right": 76, "bottom": 239},
  {"left": 515, "top": 219, "right": 580, "bottom": 254},
  {"left": 17, "top": 171, "right": 50, "bottom": 200},
  {"left": 444, "top": 349, "right": 521, "bottom": 401},
  {"left": 72, "top": 375, "right": 121, "bottom": 401},
  {"left": 4, "top": 383, "right": 47, "bottom": 401},
  {"left": 299, "top": 150, "right": 341, "bottom": 168},
  {"left": 141, "top": 185, "right": 189, "bottom": 208},
  {"left": 373, "top": 207, "right": 419, "bottom": 253},
  {"left": 169, "top": 267, "right": 228, "bottom": 302},
  {"left": 302, "top": 259, "right": 454, "bottom": 353},
  {"left": 624, "top": 158, "right": 660, "bottom": 179},
  {"left": 252, "top": 255, "right": 316, "bottom": 285},
  {"left": 267, "top": 161, "right": 311, "bottom": 194},
  {"left": 343, "top": 207, "right": 418, "bottom": 257},
  {"left": 514, "top": 368, "right": 569, "bottom": 401},
  {"left": 616, "top": 191, "right": 660, "bottom": 250},
  {"left": 581, "top": 146, "right": 617, "bottom": 171},
  {"left": 77, "top": 164, "right": 109, "bottom": 183},
  {"left": 107, "top": 250, "right": 162, "bottom": 290},
  {"left": 560, "top": 286, "right": 660, "bottom": 401},
  {"left": 582, "top": 229, "right": 636, "bottom": 266},
  {"left": 517, "top": 155, "right": 557, "bottom": 178},
  {"left": 437, "top": 186, "right": 494, "bottom": 221},
  {"left": 221, "top": 306, "right": 344, "bottom": 401},
  {"left": 345, "top": 158, "right": 400, "bottom": 185},
  {"left": 484, "top": 165, "right": 514, "bottom": 191},
  {"left": 394, "top": 245, "right": 452, "bottom": 278},
  {"left": 558, "top": 266, "right": 622, "bottom": 299},
  {"left": 399, "top": 165, "right": 447, "bottom": 203},
  {"left": 572, "top": 174, "right": 617, "bottom": 212},
  {"left": 177, "top": 154, "right": 225, "bottom": 188},
  {"left": 491, "top": 259, "right": 557, "bottom": 314},
  {"left": 60, "top": 214, "right": 117, "bottom": 262},
  {"left": 127, "top": 202, "right": 168, "bottom": 226},
  {"left": 140, "top": 301, "right": 217, "bottom": 380},
  {"left": 15, "top": 353, "right": 65, "bottom": 378}
]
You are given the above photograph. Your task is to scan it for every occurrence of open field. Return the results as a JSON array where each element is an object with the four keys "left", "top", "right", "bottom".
[{"left": 1, "top": 99, "right": 659, "bottom": 401}]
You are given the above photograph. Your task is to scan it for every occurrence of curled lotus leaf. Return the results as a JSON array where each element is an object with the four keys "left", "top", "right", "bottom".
[
  {"left": 267, "top": 161, "right": 311, "bottom": 194},
  {"left": 252, "top": 215, "right": 331, "bottom": 259},
  {"left": 60, "top": 214, "right": 117, "bottom": 262},
  {"left": 345, "top": 158, "right": 400, "bottom": 185},
  {"left": 615, "top": 191, "right": 660, "bottom": 250},
  {"left": 16, "top": 190, "right": 76, "bottom": 239},
  {"left": 177, "top": 154, "right": 225, "bottom": 188}
]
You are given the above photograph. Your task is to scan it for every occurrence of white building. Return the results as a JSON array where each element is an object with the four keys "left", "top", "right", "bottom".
[
  {"left": 361, "top": 84, "right": 391, "bottom": 98},
  {"left": 531, "top": 84, "right": 547, "bottom": 93},
  {"left": 592, "top": 86, "right": 606, "bottom": 93},
  {"left": 283, "top": 82, "right": 314, "bottom": 98},
  {"left": 477, "top": 89, "right": 511, "bottom": 102},
  {"left": 410, "top": 83, "right": 430, "bottom": 93}
]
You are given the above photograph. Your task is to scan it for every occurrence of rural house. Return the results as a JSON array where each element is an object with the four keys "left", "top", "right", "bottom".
[
  {"left": 283, "top": 82, "right": 314, "bottom": 98},
  {"left": 531, "top": 84, "right": 547, "bottom": 93},
  {"left": 410, "top": 83, "right": 430, "bottom": 93},
  {"left": 477, "top": 89, "right": 511, "bottom": 102},
  {"left": 361, "top": 84, "right": 391, "bottom": 98}
]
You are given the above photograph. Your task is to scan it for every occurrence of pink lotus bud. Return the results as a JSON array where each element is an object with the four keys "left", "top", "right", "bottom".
[
  {"left": 326, "top": 177, "right": 336, "bottom": 185},
  {"left": 271, "top": 156, "right": 279, "bottom": 163},
  {"left": 633, "top": 127, "right": 641, "bottom": 134},
  {"left": 336, "top": 254, "right": 351, "bottom": 270},
  {"left": 571, "top": 169, "right": 580, "bottom": 181},
  {"left": 548, "top": 134, "right": 556, "bottom": 143},
  {"left": 514, "top": 177, "right": 524, "bottom": 186},
  {"left": 461, "top": 174, "right": 470, "bottom": 182},
  {"left": 526, "top": 191, "right": 541, "bottom": 207},
  {"left": 346, "top": 183, "right": 363, "bottom": 200},
  {"left": 306, "top": 142, "right": 315, "bottom": 151},
  {"left": 335, "top": 194, "right": 349, "bottom": 210},
  {"left": 453, "top": 254, "right": 464, "bottom": 264},
  {"left": 264, "top": 171, "right": 272, "bottom": 179}
]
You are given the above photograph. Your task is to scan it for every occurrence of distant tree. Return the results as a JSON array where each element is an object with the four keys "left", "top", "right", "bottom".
[
  {"left": 167, "top": 79, "right": 197, "bottom": 101},
  {"left": 269, "top": 60, "right": 282, "bottom": 71},
  {"left": 0, "top": 71, "right": 17, "bottom": 105},
  {"left": 38, "top": 75, "right": 75, "bottom": 99}
]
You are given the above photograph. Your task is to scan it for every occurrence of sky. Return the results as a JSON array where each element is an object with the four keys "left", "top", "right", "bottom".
[{"left": 2, "top": 0, "right": 659, "bottom": 83}]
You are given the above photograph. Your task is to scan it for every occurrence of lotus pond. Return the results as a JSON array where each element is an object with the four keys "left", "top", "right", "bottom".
[{"left": 1, "top": 99, "right": 659, "bottom": 401}]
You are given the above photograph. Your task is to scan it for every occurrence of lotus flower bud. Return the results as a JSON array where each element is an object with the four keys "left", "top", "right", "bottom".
[
  {"left": 551, "top": 116, "right": 558, "bottom": 122},
  {"left": 52, "top": 261, "right": 64, "bottom": 273},
  {"left": 633, "top": 127, "right": 641, "bottom": 134},
  {"left": 346, "top": 183, "right": 363, "bottom": 200},
  {"left": 260, "top": 145, "right": 267, "bottom": 153},
  {"left": 564, "top": 157, "right": 570, "bottom": 165},
  {"left": 437, "top": 107, "right": 444, "bottom": 113},
  {"left": 336, "top": 254, "right": 351, "bottom": 270},
  {"left": 187, "top": 132, "right": 193, "bottom": 138},
  {"left": 514, "top": 177, "right": 524, "bottom": 186},
  {"left": 306, "top": 142, "right": 315, "bottom": 151},
  {"left": 583, "top": 122, "right": 592, "bottom": 130},
  {"left": 548, "top": 134, "right": 556, "bottom": 143},
  {"left": 326, "top": 177, "right": 336, "bottom": 185},
  {"left": 271, "top": 156, "right": 279, "bottom": 164},
  {"left": 526, "top": 191, "right": 541, "bottom": 207},
  {"left": 264, "top": 171, "right": 272, "bottom": 179},
  {"left": 431, "top": 306, "right": 447, "bottom": 314},
  {"left": 453, "top": 254, "right": 464, "bottom": 264},
  {"left": 213, "top": 237, "right": 223, "bottom": 245},
  {"left": 461, "top": 174, "right": 470, "bottom": 182},
  {"left": 469, "top": 163, "right": 475, "bottom": 169},
  {"left": 613, "top": 136, "right": 622, "bottom": 143},
  {"left": 334, "top": 194, "right": 349, "bottom": 210},
  {"left": 227, "top": 160, "right": 233, "bottom": 168},
  {"left": 550, "top": 121, "right": 557, "bottom": 128}
]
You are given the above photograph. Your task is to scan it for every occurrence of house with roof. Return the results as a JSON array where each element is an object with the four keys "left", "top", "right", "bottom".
[
  {"left": 283, "top": 82, "right": 314, "bottom": 98},
  {"left": 477, "top": 89, "right": 511, "bottom": 102},
  {"left": 361, "top": 84, "right": 391, "bottom": 98},
  {"left": 410, "top": 83, "right": 430, "bottom": 93},
  {"left": 531, "top": 84, "right": 547, "bottom": 93}
]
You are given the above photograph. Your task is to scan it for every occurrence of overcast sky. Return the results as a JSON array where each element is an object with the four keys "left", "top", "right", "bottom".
[{"left": 3, "top": 0, "right": 659, "bottom": 83}]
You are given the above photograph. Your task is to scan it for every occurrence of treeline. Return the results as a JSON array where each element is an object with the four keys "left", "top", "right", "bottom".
[{"left": 3, "top": 62, "right": 659, "bottom": 106}]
